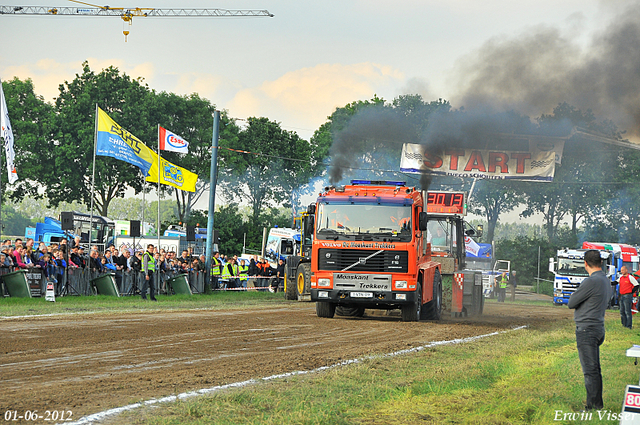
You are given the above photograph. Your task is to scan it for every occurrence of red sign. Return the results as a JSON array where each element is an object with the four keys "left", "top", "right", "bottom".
[{"left": 425, "top": 191, "right": 466, "bottom": 216}]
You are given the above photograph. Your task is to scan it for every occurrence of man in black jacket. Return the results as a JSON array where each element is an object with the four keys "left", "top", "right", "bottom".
[{"left": 568, "top": 250, "right": 611, "bottom": 411}]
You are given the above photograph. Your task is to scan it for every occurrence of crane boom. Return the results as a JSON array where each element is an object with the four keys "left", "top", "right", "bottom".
[
  {"left": 0, "top": 6, "right": 274, "bottom": 18},
  {"left": 0, "top": 3, "right": 273, "bottom": 40}
]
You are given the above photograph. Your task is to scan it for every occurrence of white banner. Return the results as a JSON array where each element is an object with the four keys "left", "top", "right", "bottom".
[
  {"left": 0, "top": 80, "right": 18, "bottom": 184},
  {"left": 400, "top": 141, "right": 564, "bottom": 181}
]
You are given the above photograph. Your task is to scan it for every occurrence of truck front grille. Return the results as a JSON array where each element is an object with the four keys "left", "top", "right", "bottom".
[{"left": 318, "top": 249, "right": 408, "bottom": 273}]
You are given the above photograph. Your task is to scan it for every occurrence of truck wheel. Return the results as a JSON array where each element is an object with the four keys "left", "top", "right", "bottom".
[
  {"left": 401, "top": 282, "right": 421, "bottom": 322},
  {"left": 296, "top": 263, "right": 311, "bottom": 297},
  {"left": 421, "top": 270, "right": 442, "bottom": 320},
  {"left": 316, "top": 301, "right": 335, "bottom": 318},
  {"left": 336, "top": 306, "right": 365, "bottom": 317},
  {"left": 284, "top": 265, "right": 297, "bottom": 300}
]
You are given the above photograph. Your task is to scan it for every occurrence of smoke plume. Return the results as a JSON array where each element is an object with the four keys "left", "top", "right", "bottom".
[
  {"left": 453, "top": 1, "right": 640, "bottom": 139},
  {"left": 327, "top": 1, "right": 640, "bottom": 189}
]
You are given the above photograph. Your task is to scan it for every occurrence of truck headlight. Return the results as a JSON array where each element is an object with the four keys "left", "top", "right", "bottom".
[
  {"left": 396, "top": 293, "right": 407, "bottom": 300},
  {"left": 395, "top": 280, "right": 408, "bottom": 289},
  {"left": 318, "top": 278, "right": 331, "bottom": 287},
  {"left": 318, "top": 291, "right": 329, "bottom": 298}
]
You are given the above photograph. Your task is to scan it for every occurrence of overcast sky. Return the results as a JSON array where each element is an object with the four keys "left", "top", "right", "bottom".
[{"left": 1, "top": 0, "right": 624, "bottom": 141}]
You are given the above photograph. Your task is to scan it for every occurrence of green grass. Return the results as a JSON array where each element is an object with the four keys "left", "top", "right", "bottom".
[
  {"left": 0, "top": 291, "right": 290, "bottom": 317},
  {"left": 111, "top": 313, "right": 639, "bottom": 425}
]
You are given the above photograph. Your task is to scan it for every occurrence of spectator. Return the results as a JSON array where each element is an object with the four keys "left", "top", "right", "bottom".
[
  {"left": 70, "top": 246, "right": 84, "bottom": 269},
  {"left": 141, "top": 244, "right": 157, "bottom": 301},
  {"left": 178, "top": 250, "right": 190, "bottom": 271},
  {"left": 271, "top": 259, "right": 285, "bottom": 293},
  {"left": 238, "top": 259, "right": 249, "bottom": 289},
  {"left": 222, "top": 257, "right": 239, "bottom": 289},
  {"left": 71, "top": 236, "right": 82, "bottom": 250},
  {"left": 103, "top": 251, "right": 117, "bottom": 271},
  {"left": 90, "top": 250, "right": 103, "bottom": 273},
  {"left": 54, "top": 251, "right": 67, "bottom": 292},
  {"left": 119, "top": 249, "right": 131, "bottom": 272}
]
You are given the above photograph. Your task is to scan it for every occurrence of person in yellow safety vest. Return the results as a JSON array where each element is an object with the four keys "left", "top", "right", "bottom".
[
  {"left": 221, "top": 257, "right": 239, "bottom": 289},
  {"left": 141, "top": 243, "right": 157, "bottom": 301},
  {"left": 498, "top": 271, "right": 508, "bottom": 303},
  {"left": 238, "top": 259, "right": 249, "bottom": 290},
  {"left": 210, "top": 251, "right": 222, "bottom": 290}
]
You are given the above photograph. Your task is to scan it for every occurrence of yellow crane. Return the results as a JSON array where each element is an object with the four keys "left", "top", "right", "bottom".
[{"left": 0, "top": 0, "right": 273, "bottom": 41}]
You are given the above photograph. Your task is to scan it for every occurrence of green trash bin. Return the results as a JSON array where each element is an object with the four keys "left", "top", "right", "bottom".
[
  {"left": 2, "top": 270, "right": 31, "bottom": 298},
  {"left": 90, "top": 273, "right": 120, "bottom": 297},
  {"left": 167, "top": 274, "right": 192, "bottom": 295}
]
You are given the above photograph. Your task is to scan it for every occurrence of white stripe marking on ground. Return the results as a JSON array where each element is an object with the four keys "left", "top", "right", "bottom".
[{"left": 62, "top": 325, "right": 527, "bottom": 425}]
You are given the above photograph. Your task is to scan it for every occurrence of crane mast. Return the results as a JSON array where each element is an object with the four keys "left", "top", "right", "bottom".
[{"left": 0, "top": 2, "right": 273, "bottom": 41}]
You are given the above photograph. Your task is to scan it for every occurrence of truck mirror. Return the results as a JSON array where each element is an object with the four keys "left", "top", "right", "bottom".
[
  {"left": 306, "top": 216, "right": 315, "bottom": 235},
  {"left": 307, "top": 204, "right": 316, "bottom": 214},
  {"left": 548, "top": 257, "right": 554, "bottom": 273},
  {"left": 418, "top": 212, "right": 428, "bottom": 231},
  {"left": 465, "top": 229, "right": 476, "bottom": 237}
]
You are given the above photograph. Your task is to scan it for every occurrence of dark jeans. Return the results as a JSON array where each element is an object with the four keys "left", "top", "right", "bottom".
[
  {"left": 141, "top": 271, "right": 156, "bottom": 300},
  {"left": 210, "top": 275, "right": 219, "bottom": 289},
  {"left": 576, "top": 324, "right": 605, "bottom": 410},
  {"left": 620, "top": 293, "right": 634, "bottom": 329}
]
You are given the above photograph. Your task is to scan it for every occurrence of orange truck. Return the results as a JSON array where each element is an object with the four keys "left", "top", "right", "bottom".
[{"left": 286, "top": 180, "right": 484, "bottom": 321}]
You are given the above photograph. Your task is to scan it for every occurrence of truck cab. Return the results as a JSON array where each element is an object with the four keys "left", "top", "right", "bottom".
[{"left": 549, "top": 249, "right": 615, "bottom": 305}]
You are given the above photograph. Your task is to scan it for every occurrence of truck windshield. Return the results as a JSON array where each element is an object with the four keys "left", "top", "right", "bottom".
[
  {"left": 557, "top": 258, "right": 588, "bottom": 277},
  {"left": 315, "top": 203, "right": 412, "bottom": 241},
  {"left": 623, "top": 261, "right": 639, "bottom": 273}
]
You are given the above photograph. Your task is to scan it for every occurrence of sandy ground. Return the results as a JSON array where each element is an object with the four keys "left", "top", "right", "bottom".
[{"left": 0, "top": 297, "right": 571, "bottom": 423}]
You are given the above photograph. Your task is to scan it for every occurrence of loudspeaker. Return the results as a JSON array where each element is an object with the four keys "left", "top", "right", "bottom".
[
  {"left": 130, "top": 220, "right": 141, "bottom": 237},
  {"left": 61, "top": 212, "right": 74, "bottom": 231},
  {"left": 186, "top": 225, "right": 196, "bottom": 241}
]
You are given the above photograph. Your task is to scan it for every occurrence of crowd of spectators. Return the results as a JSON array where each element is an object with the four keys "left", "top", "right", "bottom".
[{"left": 0, "top": 236, "right": 288, "bottom": 296}]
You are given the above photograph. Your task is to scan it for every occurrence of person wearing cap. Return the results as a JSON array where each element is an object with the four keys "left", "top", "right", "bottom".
[{"left": 141, "top": 244, "right": 157, "bottom": 301}]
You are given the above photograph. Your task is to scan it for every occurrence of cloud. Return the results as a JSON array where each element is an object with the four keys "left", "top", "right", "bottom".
[
  {"left": 226, "top": 62, "right": 405, "bottom": 136},
  {"left": 1, "top": 59, "right": 156, "bottom": 101}
]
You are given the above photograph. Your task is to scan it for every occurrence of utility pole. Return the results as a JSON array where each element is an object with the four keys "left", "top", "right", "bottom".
[{"left": 205, "top": 111, "right": 220, "bottom": 286}]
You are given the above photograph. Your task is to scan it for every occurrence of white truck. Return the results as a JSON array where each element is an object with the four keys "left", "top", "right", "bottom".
[
  {"left": 263, "top": 227, "right": 301, "bottom": 268},
  {"left": 549, "top": 248, "right": 615, "bottom": 305}
]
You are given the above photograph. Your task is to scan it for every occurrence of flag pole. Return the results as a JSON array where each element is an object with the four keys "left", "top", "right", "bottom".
[
  {"left": 89, "top": 104, "right": 98, "bottom": 246},
  {"left": 157, "top": 124, "right": 161, "bottom": 252},
  {"left": 205, "top": 110, "right": 220, "bottom": 281}
]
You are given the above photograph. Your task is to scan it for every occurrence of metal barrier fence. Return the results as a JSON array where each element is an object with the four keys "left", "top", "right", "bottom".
[{"left": 1, "top": 266, "right": 284, "bottom": 297}]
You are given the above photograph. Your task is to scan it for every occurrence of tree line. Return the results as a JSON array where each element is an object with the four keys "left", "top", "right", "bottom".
[{"left": 2, "top": 62, "right": 640, "bottom": 256}]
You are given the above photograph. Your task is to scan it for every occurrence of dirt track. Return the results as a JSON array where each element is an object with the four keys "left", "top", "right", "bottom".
[{"left": 0, "top": 299, "right": 572, "bottom": 423}]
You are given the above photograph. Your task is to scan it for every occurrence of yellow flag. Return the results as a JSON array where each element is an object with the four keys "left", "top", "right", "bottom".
[
  {"left": 96, "top": 107, "right": 197, "bottom": 192},
  {"left": 146, "top": 153, "right": 198, "bottom": 192}
]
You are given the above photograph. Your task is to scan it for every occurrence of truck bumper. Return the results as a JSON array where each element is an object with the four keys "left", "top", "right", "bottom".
[
  {"left": 310, "top": 288, "right": 418, "bottom": 306},
  {"left": 553, "top": 296, "right": 568, "bottom": 305}
]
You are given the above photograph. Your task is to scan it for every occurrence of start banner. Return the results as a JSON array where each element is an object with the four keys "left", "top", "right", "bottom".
[{"left": 400, "top": 141, "right": 564, "bottom": 181}]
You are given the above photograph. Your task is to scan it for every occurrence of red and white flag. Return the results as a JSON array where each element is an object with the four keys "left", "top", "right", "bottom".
[{"left": 159, "top": 126, "right": 189, "bottom": 154}]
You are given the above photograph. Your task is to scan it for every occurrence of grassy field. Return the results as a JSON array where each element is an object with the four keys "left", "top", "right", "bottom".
[
  {"left": 105, "top": 313, "right": 638, "bottom": 425},
  {"left": 0, "top": 291, "right": 288, "bottom": 317}
]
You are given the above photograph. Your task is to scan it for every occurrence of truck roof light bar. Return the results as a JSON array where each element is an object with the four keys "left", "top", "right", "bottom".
[{"left": 350, "top": 180, "right": 406, "bottom": 186}]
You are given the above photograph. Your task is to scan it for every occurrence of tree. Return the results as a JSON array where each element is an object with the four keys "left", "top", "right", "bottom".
[
  {"left": 1, "top": 78, "right": 55, "bottom": 203},
  {"left": 52, "top": 62, "right": 155, "bottom": 216},
  {"left": 147, "top": 92, "right": 240, "bottom": 222},
  {"left": 218, "top": 117, "right": 314, "bottom": 224},
  {"left": 522, "top": 103, "right": 620, "bottom": 242},
  {"left": 470, "top": 180, "right": 523, "bottom": 243}
]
